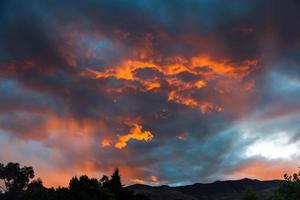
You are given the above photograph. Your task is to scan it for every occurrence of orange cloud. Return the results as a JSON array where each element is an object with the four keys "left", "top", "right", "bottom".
[
  {"left": 150, "top": 175, "right": 159, "bottom": 183},
  {"left": 101, "top": 139, "right": 112, "bottom": 147},
  {"left": 194, "top": 80, "right": 207, "bottom": 88},
  {"left": 38, "top": 160, "right": 150, "bottom": 188},
  {"left": 143, "top": 81, "right": 161, "bottom": 91},
  {"left": 190, "top": 55, "right": 257, "bottom": 80},
  {"left": 115, "top": 124, "right": 154, "bottom": 149},
  {"left": 82, "top": 55, "right": 256, "bottom": 81},
  {"left": 38, "top": 160, "right": 102, "bottom": 188},
  {"left": 168, "top": 90, "right": 223, "bottom": 113},
  {"left": 101, "top": 124, "right": 154, "bottom": 149},
  {"left": 131, "top": 178, "right": 146, "bottom": 184},
  {"left": 81, "top": 54, "right": 257, "bottom": 114},
  {"left": 131, "top": 176, "right": 159, "bottom": 185},
  {"left": 231, "top": 160, "right": 298, "bottom": 180}
]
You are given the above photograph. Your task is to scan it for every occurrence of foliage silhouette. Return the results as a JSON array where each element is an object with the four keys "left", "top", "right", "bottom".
[
  {"left": 0, "top": 162, "right": 34, "bottom": 199},
  {"left": 242, "top": 186, "right": 257, "bottom": 200},
  {"left": 8, "top": 161, "right": 300, "bottom": 200},
  {"left": 273, "top": 168, "right": 300, "bottom": 200},
  {"left": 0, "top": 162, "right": 149, "bottom": 200}
]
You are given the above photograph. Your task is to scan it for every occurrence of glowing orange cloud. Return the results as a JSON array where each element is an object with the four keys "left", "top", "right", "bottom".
[
  {"left": 101, "top": 139, "right": 112, "bottom": 147},
  {"left": 83, "top": 61, "right": 157, "bottom": 80},
  {"left": 143, "top": 81, "right": 161, "bottom": 91},
  {"left": 81, "top": 54, "right": 257, "bottom": 114},
  {"left": 190, "top": 55, "right": 257, "bottom": 80},
  {"left": 131, "top": 176, "right": 159, "bottom": 185},
  {"left": 194, "top": 80, "right": 207, "bottom": 88},
  {"left": 82, "top": 55, "right": 256, "bottom": 82},
  {"left": 150, "top": 175, "right": 159, "bottom": 183},
  {"left": 115, "top": 124, "right": 154, "bottom": 149},
  {"left": 231, "top": 160, "right": 298, "bottom": 180},
  {"left": 131, "top": 178, "right": 146, "bottom": 184},
  {"left": 168, "top": 90, "right": 223, "bottom": 113},
  {"left": 38, "top": 160, "right": 106, "bottom": 188},
  {"left": 101, "top": 124, "right": 154, "bottom": 149}
]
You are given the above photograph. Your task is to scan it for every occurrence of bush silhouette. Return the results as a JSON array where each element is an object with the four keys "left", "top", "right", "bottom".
[{"left": 273, "top": 168, "right": 300, "bottom": 200}]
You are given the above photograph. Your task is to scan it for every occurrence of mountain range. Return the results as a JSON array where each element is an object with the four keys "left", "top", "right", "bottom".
[{"left": 128, "top": 178, "right": 282, "bottom": 200}]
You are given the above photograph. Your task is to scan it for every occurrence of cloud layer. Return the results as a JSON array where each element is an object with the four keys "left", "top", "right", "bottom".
[{"left": 1, "top": 0, "right": 300, "bottom": 187}]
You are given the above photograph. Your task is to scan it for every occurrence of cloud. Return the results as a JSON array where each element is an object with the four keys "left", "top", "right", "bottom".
[
  {"left": 229, "top": 159, "right": 299, "bottom": 180},
  {"left": 101, "top": 139, "right": 112, "bottom": 148},
  {"left": 1, "top": 0, "right": 300, "bottom": 187},
  {"left": 131, "top": 178, "right": 146, "bottom": 184},
  {"left": 114, "top": 124, "right": 154, "bottom": 149},
  {"left": 81, "top": 54, "right": 257, "bottom": 113},
  {"left": 150, "top": 176, "right": 159, "bottom": 184}
]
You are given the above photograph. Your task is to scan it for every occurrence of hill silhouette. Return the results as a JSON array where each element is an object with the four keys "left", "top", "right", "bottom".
[{"left": 128, "top": 178, "right": 282, "bottom": 200}]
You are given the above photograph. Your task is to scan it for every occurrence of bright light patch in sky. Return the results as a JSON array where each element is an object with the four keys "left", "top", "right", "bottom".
[{"left": 244, "top": 133, "right": 300, "bottom": 160}]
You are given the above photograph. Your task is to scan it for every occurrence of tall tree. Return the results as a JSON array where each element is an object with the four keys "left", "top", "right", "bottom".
[{"left": 110, "top": 168, "right": 122, "bottom": 192}]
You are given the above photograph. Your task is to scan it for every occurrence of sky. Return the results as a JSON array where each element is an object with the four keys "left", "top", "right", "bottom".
[{"left": 1, "top": 0, "right": 300, "bottom": 187}]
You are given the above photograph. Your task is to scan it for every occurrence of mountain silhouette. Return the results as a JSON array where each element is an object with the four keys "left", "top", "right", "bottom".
[{"left": 128, "top": 178, "right": 282, "bottom": 200}]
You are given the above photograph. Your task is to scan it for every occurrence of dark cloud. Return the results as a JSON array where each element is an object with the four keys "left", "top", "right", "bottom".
[{"left": 0, "top": 0, "right": 300, "bottom": 187}]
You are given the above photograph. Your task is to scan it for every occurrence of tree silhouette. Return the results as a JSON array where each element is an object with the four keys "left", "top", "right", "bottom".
[
  {"left": 0, "top": 162, "right": 34, "bottom": 194},
  {"left": 110, "top": 168, "right": 122, "bottom": 192},
  {"left": 22, "top": 178, "right": 49, "bottom": 200},
  {"left": 100, "top": 175, "right": 110, "bottom": 187},
  {"left": 69, "top": 175, "right": 114, "bottom": 200},
  {"left": 273, "top": 168, "right": 300, "bottom": 200},
  {"left": 0, "top": 162, "right": 149, "bottom": 200}
]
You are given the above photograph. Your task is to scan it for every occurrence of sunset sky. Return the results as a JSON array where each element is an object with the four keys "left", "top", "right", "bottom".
[{"left": 1, "top": 0, "right": 300, "bottom": 187}]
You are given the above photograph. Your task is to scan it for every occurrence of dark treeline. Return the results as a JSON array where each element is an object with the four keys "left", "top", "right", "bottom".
[
  {"left": 0, "top": 162, "right": 149, "bottom": 200},
  {"left": 2, "top": 162, "right": 300, "bottom": 200}
]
